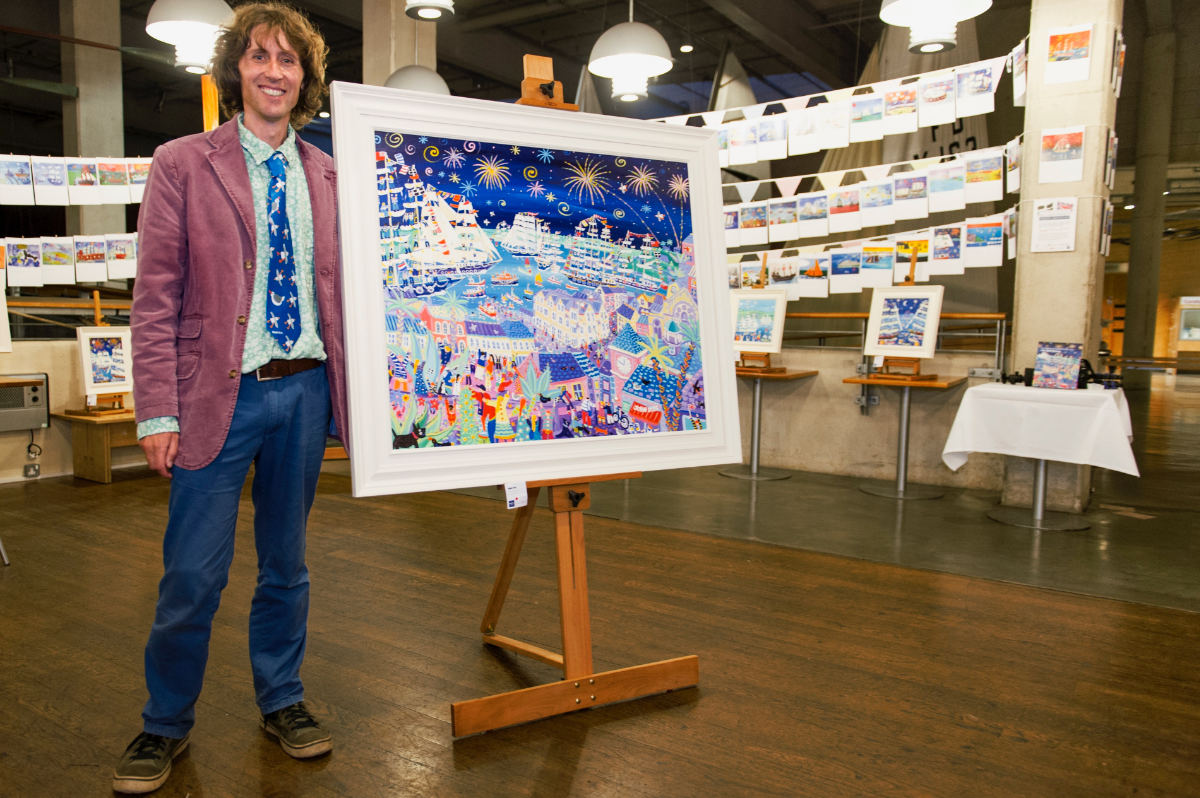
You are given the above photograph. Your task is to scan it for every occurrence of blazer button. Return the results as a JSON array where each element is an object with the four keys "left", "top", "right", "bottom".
[
  {"left": 229, "top": 369, "right": 238, "bottom": 378},
  {"left": 237, "top": 315, "right": 247, "bottom": 325},
  {"left": 244, "top": 259, "right": 253, "bottom": 270}
]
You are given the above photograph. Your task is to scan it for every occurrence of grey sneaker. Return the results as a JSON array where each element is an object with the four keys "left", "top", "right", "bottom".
[
  {"left": 261, "top": 701, "right": 332, "bottom": 759},
  {"left": 112, "top": 732, "right": 189, "bottom": 794}
]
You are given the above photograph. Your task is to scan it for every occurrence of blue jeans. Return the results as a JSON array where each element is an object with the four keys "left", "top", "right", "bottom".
[{"left": 142, "top": 365, "right": 330, "bottom": 738}]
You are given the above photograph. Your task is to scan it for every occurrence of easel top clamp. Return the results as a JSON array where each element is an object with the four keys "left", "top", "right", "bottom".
[{"left": 451, "top": 57, "right": 697, "bottom": 738}]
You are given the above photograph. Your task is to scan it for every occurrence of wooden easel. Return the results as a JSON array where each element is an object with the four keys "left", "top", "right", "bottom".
[
  {"left": 451, "top": 474, "right": 699, "bottom": 736},
  {"left": 451, "top": 58, "right": 697, "bottom": 736},
  {"left": 874, "top": 249, "right": 936, "bottom": 382},
  {"left": 64, "top": 392, "right": 130, "bottom": 417},
  {"left": 737, "top": 352, "right": 784, "bottom": 373}
]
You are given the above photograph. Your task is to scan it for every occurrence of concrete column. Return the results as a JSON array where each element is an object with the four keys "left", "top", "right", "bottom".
[
  {"left": 1008, "top": 0, "right": 1123, "bottom": 512},
  {"left": 362, "top": 0, "right": 436, "bottom": 87},
  {"left": 59, "top": 0, "right": 125, "bottom": 236},
  {"left": 1122, "top": 4, "right": 1175, "bottom": 387}
]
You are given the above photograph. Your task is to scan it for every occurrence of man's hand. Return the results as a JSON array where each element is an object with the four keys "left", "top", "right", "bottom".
[{"left": 140, "top": 432, "right": 180, "bottom": 478}]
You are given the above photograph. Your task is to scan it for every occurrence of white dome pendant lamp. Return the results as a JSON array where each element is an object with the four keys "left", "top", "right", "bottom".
[
  {"left": 145, "top": 0, "right": 234, "bottom": 74},
  {"left": 879, "top": 0, "right": 992, "bottom": 54},
  {"left": 587, "top": 0, "right": 673, "bottom": 102}
]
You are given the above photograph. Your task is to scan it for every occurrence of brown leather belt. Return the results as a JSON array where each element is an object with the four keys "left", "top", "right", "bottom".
[{"left": 254, "top": 358, "right": 322, "bottom": 381}]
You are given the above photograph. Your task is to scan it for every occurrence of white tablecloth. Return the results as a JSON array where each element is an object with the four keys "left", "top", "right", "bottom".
[{"left": 941, "top": 383, "right": 1139, "bottom": 476}]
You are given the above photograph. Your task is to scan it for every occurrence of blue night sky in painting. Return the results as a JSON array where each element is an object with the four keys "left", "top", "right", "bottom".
[
  {"left": 373, "top": 128, "right": 705, "bottom": 450},
  {"left": 375, "top": 132, "right": 691, "bottom": 246}
]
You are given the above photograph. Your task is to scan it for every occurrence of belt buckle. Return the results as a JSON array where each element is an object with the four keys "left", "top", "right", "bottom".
[{"left": 255, "top": 364, "right": 281, "bottom": 382}]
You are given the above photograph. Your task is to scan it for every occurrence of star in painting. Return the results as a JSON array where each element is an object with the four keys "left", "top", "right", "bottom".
[
  {"left": 535, "top": 148, "right": 554, "bottom": 163},
  {"left": 438, "top": 170, "right": 445, "bottom": 177},
  {"left": 510, "top": 145, "right": 521, "bottom": 155},
  {"left": 418, "top": 136, "right": 428, "bottom": 144},
  {"left": 526, "top": 180, "right": 546, "bottom": 197},
  {"left": 442, "top": 148, "right": 466, "bottom": 169},
  {"left": 619, "top": 184, "right": 628, "bottom": 193},
  {"left": 460, "top": 180, "right": 478, "bottom": 197},
  {"left": 448, "top": 173, "right": 460, "bottom": 183},
  {"left": 655, "top": 212, "right": 665, "bottom": 221},
  {"left": 489, "top": 211, "right": 495, "bottom": 216},
  {"left": 640, "top": 203, "right": 652, "bottom": 213},
  {"left": 486, "top": 200, "right": 493, "bottom": 205},
  {"left": 545, "top": 192, "right": 556, "bottom": 202}
]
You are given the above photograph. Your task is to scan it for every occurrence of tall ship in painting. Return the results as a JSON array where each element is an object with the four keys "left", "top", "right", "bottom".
[
  {"left": 377, "top": 151, "right": 500, "bottom": 295},
  {"left": 564, "top": 215, "right": 672, "bottom": 291}
]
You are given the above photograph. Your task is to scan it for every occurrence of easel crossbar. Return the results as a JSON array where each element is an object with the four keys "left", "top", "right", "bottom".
[{"left": 451, "top": 656, "right": 699, "bottom": 737}]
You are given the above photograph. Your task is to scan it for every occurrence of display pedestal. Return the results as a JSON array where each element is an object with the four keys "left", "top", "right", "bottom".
[
  {"left": 843, "top": 376, "right": 967, "bottom": 500},
  {"left": 451, "top": 473, "right": 699, "bottom": 737},
  {"left": 987, "top": 458, "right": 1090, "bottom": 531}
]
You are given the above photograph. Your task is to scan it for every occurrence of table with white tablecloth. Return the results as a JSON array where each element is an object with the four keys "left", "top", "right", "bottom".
[{"left": 941, "top": 383, "right": 1138, "bottom": 529}]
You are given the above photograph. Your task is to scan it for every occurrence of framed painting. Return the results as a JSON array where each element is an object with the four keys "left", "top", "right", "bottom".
[
  {"left": 863, "top": 285, "right": 944, "bottom": 359},
  {"left": 76, "top": 326, "right": 133, "bottom": 399},
  {"left": 729, "top": 289, "right": 787, "bottom": 354},
  {"left": 330, "top": 82, "right": 740, "bottom": 497}
]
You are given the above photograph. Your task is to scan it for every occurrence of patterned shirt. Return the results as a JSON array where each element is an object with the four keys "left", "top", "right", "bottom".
[{"left": 138, "top": 117, "right": 326, "bottom": 439}]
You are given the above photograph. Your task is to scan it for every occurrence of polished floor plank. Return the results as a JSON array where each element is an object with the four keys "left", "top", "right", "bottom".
[{"left": 2, "top": 470, "right": 1199, "bottom": 797}]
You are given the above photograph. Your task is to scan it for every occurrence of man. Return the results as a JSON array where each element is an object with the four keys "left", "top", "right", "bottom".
[{"left": 114, "top": 3, "right": 347, "bottom": 793}]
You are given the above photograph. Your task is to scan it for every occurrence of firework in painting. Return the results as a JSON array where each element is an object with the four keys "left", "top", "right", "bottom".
[{"left": 373, "top": 129, "right": 703, "bottom": 449}]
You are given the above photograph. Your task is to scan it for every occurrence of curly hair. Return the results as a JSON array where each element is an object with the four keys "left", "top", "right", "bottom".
[{"left": 210, "top": 2, "right": 329, "bottom": 129}]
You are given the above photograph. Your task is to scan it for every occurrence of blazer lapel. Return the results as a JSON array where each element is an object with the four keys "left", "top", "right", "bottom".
[
  {"left": 298, "top": 140, "right": 337, "bottom": 275},
  {"left": 205, "top": 120, "right": 256, "bottom": 243}
]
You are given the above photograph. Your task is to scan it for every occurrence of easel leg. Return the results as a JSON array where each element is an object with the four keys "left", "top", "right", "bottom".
[
  {"left": 551, "top": 488, "right": 594, "bottom": 678},
  {"left": 481, "top": 486, "right": 541, "bottom": 635}
]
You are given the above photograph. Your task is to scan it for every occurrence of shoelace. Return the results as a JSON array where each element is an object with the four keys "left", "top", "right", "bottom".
[
  {"left": 277, "top": 704, "right": 319, "bottom": 730},
  {"left": 127, "top": 734, "right": 169, "bottom": 761}
]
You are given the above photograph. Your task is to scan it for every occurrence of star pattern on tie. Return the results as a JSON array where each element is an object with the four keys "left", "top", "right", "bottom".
[{"left": 265, "top": 151, "right": 300, "bottom": 352}]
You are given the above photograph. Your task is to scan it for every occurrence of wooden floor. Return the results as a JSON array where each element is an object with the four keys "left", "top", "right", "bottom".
[{"left": 1, "top": 470, "right": 1198, "bottom": 797}]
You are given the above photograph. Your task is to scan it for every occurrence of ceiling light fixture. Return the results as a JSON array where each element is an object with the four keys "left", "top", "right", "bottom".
[
  {"left": 384, "top": 27, "right": 450, "bottom": 95},
  {"left": 385, "top": 64, "right": 451, "bottom": 94},
  {"left": 587, "top": 0, "right": 672, "bottom": 102},
  {"left": 145, "top": 0, "right": 233, "bottom": 74},
  {"left": 878, "top": 0, "right": 992, "bottom": 54},
  {"left": 404, "top": 0, "right": 454, "bottom": 20},
  {"left": 679, "top": 43, "right": 694, "bottom": 54}
]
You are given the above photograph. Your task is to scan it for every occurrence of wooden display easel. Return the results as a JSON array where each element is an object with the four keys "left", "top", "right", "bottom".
[
  {"left": 451, "top": 474, "right": 699, "bottom": 737},
  {"left": 737, "top": 352, "right": 785, "bottom": 373},
  {"left": 64, "top": 391, "right": 130, "bottom": 417},
  {"left": 875, "top": 250, "right": 936, "bottom": 382},
  {"left": 452, "top": 60, "right": 696, "bottom": 736}
]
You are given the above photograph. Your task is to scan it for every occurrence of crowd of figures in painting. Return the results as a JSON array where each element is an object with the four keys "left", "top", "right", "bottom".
[{"left": 374, "top": 130, "right": 705, "bottom": 448}]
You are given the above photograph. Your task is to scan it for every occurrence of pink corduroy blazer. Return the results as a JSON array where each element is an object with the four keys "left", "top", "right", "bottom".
[{"left": 131, "top": 118, "right": 348, "bottom": 469}]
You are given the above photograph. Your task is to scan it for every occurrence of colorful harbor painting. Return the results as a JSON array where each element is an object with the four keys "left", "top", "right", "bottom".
[
  {"left": 87, "top": 336, "right": 128, "bottom": 385},
  {"left": 373, "top": 129, "right": 705, "bottom": 448},
  {"left": 876, "top": 296, "right": 931, "bottom": 348}
]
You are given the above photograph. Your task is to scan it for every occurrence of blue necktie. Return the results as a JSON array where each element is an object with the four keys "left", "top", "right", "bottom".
[{"left": 266, "top": 152, "right": 299, "bottom": 353}]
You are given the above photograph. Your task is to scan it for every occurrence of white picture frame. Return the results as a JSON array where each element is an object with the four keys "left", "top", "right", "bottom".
[
  {"left": 76, "top": 325, "right": 133, "bottom": 399},
  {"left": 329, "top": 81, "right": 741, "bottom": 497},
  {"left": 863, "top": 285, "right": 944, "bottom": 359},
  {"left": 730, "top": 289, "right": 787, "bottom": 354}
]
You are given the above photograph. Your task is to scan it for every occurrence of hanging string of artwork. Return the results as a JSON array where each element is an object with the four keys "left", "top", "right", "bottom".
[
  {"left": 0, "top": 155, "right": 152, "bottom": 206},
  {"left": 1, "top": 234, "right": 139, "bottom": 287},
  {"left": 728, "top": 207, "right": 1014, "bottom": 298},
  {"left": 722, "top": 144, "right": 1009, "bottom": 245}
]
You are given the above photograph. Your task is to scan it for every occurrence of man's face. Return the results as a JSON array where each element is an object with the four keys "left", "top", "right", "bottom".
[{"left": 238, "top": 24, "right": 303, "bottom": 128}]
